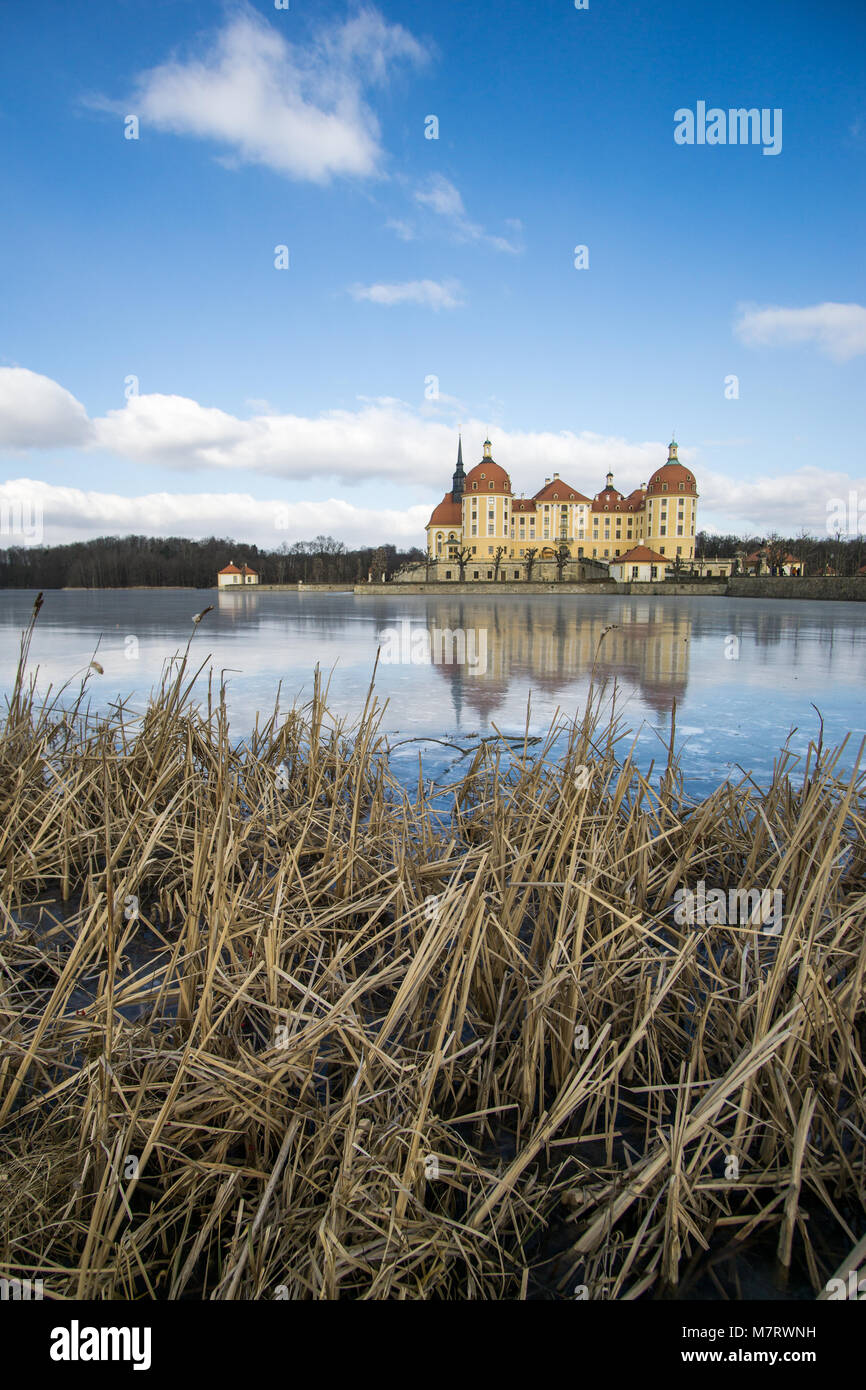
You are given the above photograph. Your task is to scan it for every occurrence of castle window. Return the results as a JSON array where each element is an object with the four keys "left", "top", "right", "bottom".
[
  {"left": 487, "top": 570, "right": 493, "bottom": 579},
  {"left": 489, "top": 482, "right": 494, "bottom": 489},
  {"left": 472, "top": 482, "right": 477, "bottom": 490}
]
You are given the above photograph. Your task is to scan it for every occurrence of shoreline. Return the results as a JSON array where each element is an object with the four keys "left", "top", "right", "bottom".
[{"left": 29, "top": 576, "right": 866, "bottom": 600}]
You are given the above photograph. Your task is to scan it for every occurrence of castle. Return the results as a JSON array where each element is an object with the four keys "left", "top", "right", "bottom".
[{"left": 423, "top": 436, "right": 698, "bottom": 581}]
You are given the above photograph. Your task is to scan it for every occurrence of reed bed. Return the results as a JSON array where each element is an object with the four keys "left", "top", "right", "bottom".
[{"left": 0, "top": 596, "right": 864, "bottom": 1300}]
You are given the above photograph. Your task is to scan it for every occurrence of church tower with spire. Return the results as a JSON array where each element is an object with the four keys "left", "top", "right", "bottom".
[{"left": 451, "top": 434, "right": 466, "bottom": 504}]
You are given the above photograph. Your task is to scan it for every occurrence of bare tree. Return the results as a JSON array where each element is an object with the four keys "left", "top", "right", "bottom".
[
  {"left": 371, "top": 546, "right": 388, "bottom": 582},
  {"left": 765, "top": 532, "right": 787, "bottom": 575},
  {"left": 554, "top": 543, "right": 570, "bottom": 582},
  {"left": 492, "top": 546, "right": 507, "bottom": 581},
  {"left": 455, "top": 546, "right": 473, "bottom": 581},
  {"left": 523, "top": 547, "right": 538, "bottom": 581}
]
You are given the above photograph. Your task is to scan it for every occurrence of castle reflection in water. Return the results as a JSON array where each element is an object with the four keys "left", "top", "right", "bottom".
[
  {"left": 421, "top": 597, "right": 691, "bottom": 721},
  {"left": 217, "top": 588, "right": 692, "bottom": 722}
]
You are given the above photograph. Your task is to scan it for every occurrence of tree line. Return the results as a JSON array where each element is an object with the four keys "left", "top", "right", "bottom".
[
  {"left": 0, "top": 528, "right": 863, "bottom": 589},
  {"left": 695, "top": 531, "right": 866, "bottom": 576},
  {"left": 0, "top": 535, "right": 425, "bottom": 589}
]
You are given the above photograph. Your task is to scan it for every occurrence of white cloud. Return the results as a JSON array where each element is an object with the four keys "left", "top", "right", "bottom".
[
  {"left": 0, "top": 368, "right": 92, "bottom": 449},
  {"left": 122, "top": 8, "right": 426, "bottom": 184},
  {"left": 385, "top": 218, "right": 415, "bottom": 241},
  {"left": 412, "top": 175, "right": 523, "bottom": 253},
  {"left": 0, "top": 370, "right": 730, "bottom": 495},
  {"left": 414, "top": 175, "right": 465, "bottom": 220},
  {"left": 698, "top": 466, "right": 866, "bottom": 536},
  {"left": 734, "top": 302, "right": 866, "bottom": 362},
  {"left": 0, "top": 477, "right": 429, "bottom": 549},
  {"left": 348, "top": 278, "right": 464, "bottom": 310}
]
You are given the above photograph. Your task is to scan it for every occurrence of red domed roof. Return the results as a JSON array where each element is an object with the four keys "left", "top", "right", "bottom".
[
  {"left": 428, "top": 494, "right": 462, "bottom": 526},
  {"left": 464, "top": 460, "right": 511, "bottom": 494},
  {"left": 646, "top": 463, "right": 698, "bottom": 496}
]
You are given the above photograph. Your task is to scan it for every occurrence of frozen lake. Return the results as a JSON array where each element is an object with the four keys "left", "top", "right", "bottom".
[{"left": 1, "top": 588, "right": 864, "bottom": 796}]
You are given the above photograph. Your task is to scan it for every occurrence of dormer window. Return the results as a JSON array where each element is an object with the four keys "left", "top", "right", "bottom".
[
  {"left": 472, "top": 482, "right": 477, "bottom": 490},
  {"left": 489, "top": 482, "right": 494, "bottom": 489}
]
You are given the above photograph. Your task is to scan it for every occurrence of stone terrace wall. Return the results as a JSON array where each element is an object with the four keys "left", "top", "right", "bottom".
[
  {"left": 355, "top": 581, "right": 619, "bottom": 596},
  {"left": 354, "top": 581, "right": 727, "bottom": 596},
  {"left": 728, "top": 577, "right": 866, "bottom": 601}
]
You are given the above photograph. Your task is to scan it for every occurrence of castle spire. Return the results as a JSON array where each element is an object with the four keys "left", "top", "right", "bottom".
[{"left": 451, "top": 432, "right": 466, "bottom": 503}]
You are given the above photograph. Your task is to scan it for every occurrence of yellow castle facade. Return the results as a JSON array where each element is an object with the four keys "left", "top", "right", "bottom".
[{"left": 425, "top": 436, "right": 698, "bottom": 573}]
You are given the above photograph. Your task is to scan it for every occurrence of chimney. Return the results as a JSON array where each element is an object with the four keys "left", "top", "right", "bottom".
[
  {"left": 544, "top": 477, "right": 550, "bottom": 486},
  {"left": 553, "top": 472, "right": 559, "bottom": 480}
]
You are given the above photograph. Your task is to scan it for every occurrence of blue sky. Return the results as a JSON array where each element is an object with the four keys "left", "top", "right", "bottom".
[{"left": 0, "top": 0, "right": 864, "bottom": 549}]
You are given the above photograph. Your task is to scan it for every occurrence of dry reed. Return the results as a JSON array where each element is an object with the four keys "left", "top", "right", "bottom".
[{"left": 0, "top": 595, "right": 864, "bottom": 1300}]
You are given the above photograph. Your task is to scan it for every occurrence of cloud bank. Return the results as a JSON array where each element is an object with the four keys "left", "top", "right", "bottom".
[{"left": 1, "top": 369, "right": 863, "bottom": 543}]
